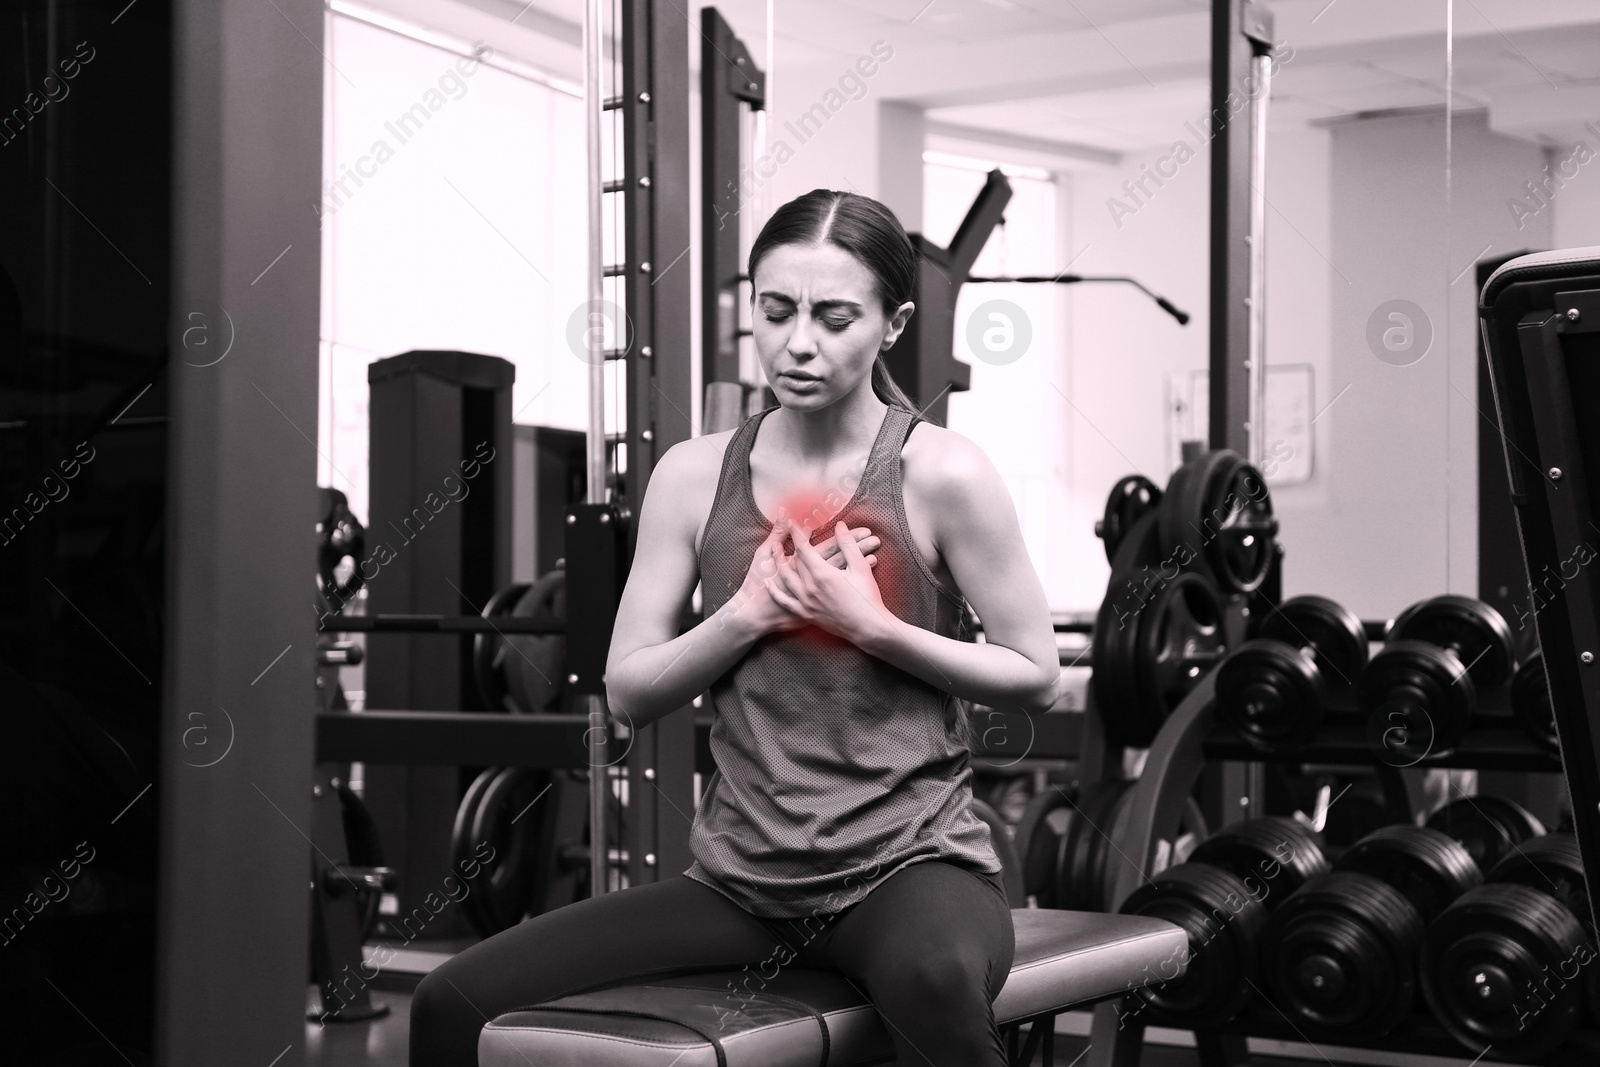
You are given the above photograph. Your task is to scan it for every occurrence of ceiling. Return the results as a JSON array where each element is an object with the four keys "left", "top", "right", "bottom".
[{"left": 420, "top": 0, "right": 1600, "bottom": 159}]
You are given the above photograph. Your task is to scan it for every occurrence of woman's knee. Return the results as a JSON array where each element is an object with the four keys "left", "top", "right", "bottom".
[{"left": 411, "top": 951, "right": 486, "bottom": 1029}]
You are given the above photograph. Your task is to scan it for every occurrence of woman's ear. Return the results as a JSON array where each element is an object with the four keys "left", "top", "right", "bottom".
[{"left": 880, "top": 300, "right": 915, "bottom": 351}]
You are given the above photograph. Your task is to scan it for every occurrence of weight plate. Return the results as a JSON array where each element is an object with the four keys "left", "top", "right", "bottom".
[
  {"left": 1157, "top": 450, "right": 1235, "bottom": 572},
  {"left": 1096, "top": 475, "right": 1163, "bottom": 565},
  {"left": 472, "top": 582, "right": 532, "bottom": 713},
  {"left": 1012, "top": 787, "right": 1076, "bottom": 908},
  {"left": 1189, "top": 816, "right": 1329, "bottom": 911},
  {"left": 1120, "top": 862, "right": 1268, "bottom": 1028},
  {"left": 1132, "top": 572, "right": 1227, "bottom": 745},
  {"left": 1263, "top": 870, "right": 1425, "bottom": 1040},
  {"left": 1092, "top": 512, "right": 1164, "bottom": 746},
  {"left": 1360, "top": 640, "right": 1477, "bottom": 761},
  {"left": 1196, "top": 456, "right": 1277, "bottom": 595},
  {"left": 1422, "top": 883, "right": 1587, "bottom": 1060},
  {"left": 1257, "top": 595, "right": 1368, "bottom": 695},
  {"left": 1427, "top": 796, "right": 1546, "bottom": 873},
  {"left": 503, "top": 568, "right": 567, "bottom": 713},
  {"left": 1057, "top": 781, "right": 1206, "bottom": 912},
  {"left": 450, "top": 768, "right": 503, "bottom": 937},
  {"left": 468, "top": 767, "right": 558, "bottom": 935},
  {"left": 1335, "top": 825, "right": 1482, "bottom": 925},
  {"left": 1488, "top": 832, "right": 1592, "bottom": 930},
  {"left": 1058, "top": 781, "right": 1132, "bottom": 912},
  {"left": 1389, "top": 595, "right": 1516, "bottom": 690},
  {"left": 970, "top": 798, "right": 1027, "bottom": 908},
  {"left": 1511, "top": 650, "right": 1560, "bottom": 754},
  {"left": 1215, "top": 639, "right": 1327, "bottom": 753}
]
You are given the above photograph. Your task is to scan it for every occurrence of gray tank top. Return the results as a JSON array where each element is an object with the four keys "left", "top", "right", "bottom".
[{"left": 684, "top": 405, "right": 1002, "bottom": 919}]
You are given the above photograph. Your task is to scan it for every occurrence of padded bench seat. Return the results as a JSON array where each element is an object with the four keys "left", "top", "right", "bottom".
[{"left": 478, "top": 909, "right": 1186, "bottom": 1066}]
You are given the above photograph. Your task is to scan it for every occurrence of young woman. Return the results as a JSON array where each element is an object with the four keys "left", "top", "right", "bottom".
[{"left": 410, "top": 190, "right": 1059, "bottom": 1067}]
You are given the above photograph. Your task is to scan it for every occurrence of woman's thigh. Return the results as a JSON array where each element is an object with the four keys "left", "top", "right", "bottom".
[
  {"left": 410, "top": 874, "right": 783, "bottom": 1067},
  {"left": 778, "top": 861, "right": 1017, "bottom": 1067},
  {"left": 780, "top": 861, "right": 1015, "bottom": 989}
]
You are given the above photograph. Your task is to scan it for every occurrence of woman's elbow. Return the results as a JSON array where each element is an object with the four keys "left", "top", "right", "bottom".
[{"left": 1024, "top": 664, "right": 1062, "bottom": 716}]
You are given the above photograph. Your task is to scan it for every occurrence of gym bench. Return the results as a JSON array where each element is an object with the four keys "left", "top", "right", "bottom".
[{"left": 475, "top": 908, "right": 1185, "bottom": 1066}]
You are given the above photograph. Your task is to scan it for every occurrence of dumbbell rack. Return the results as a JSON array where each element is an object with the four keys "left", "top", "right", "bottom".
[{"left": 1087, "top": 665, "right": 1598, "bottom": 1066}]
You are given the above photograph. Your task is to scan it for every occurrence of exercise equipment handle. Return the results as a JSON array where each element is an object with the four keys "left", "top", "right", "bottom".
[{"left": 966, "top": 274, "right": 1191, "bottom": 325}]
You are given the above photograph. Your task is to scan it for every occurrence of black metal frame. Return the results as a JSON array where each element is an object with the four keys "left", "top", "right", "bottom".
[
  {"left": 1481, "top": 253, "right": 1600, "bottom": 935},
  {"left": 700, "top": 7, "right": 765, "bottom": 392},
  {"left": 599, "top": 0, "right": 699, "bottom": 891},
  {"left": 890, "top": 169, "right": 1011, "bottom": 425}
]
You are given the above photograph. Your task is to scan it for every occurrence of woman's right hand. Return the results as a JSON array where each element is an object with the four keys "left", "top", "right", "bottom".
[{"left": 723, "top": 509, "right": 880, "bottom": 639}]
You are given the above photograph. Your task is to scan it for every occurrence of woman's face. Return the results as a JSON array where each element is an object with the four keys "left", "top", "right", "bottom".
[{"left": 750, "top": 242, "right": 913, "bottom": 411}]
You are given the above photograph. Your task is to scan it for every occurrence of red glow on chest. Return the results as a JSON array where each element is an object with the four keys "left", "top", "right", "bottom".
[{"left": 774, "top": 486, "right": 852, "bottom": 542}]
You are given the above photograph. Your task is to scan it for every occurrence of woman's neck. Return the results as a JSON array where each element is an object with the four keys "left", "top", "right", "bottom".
[{"left": 766, "top": 384, "right": 889, "bottom": 463}]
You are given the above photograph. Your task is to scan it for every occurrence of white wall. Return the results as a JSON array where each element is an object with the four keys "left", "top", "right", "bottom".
[
  {"left": 1063, "top": 139, "right": 1211, "bottom": 610},
  {"left": 1552, "top": 142, "right": 1600, "bottom": 250},
  {"left": 1301, "top": 111, "right": 1551, "bottom": 621}
]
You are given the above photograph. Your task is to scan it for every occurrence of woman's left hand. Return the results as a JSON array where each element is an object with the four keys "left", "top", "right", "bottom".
[{"left": 768, "top": 517, "right": 897, "bottom": 648}]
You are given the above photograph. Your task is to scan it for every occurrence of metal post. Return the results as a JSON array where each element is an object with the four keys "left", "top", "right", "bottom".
[
  {"left": 1245, "top": 52, "right": 1272, "bottom": 467},
  {"left": 1207, "top": 0, "right": 1274, "bottom": 455},
  {"left": 583, "top": 0, "right": 609, "bottom": 899}
]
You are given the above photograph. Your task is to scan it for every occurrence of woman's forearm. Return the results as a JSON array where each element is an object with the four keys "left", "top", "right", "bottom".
[
  {"left": 605, "top": 597, "right": 768, "bottom": 727},
  {"left": 857, "top": 615, "right": 1058, "bottom": 715}
]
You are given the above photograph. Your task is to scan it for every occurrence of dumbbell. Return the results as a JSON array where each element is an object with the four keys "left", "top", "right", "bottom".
[
  {"left": 1118, "top": 818, "right": 1327, "bottom": 1028},
  {"left": 316, "top": 486, "right": 367, "bottom": 601},
  {"left": 1511, "top": 650, "right": 1560, "bottom": 754},
  {"left": 1426, "top": 795, "right": 1545, "bottom": 873},
  {"left": 1262, "top": 825, "right": 1481, "bottom": 1040},
  {"left": 1362, "top": 596, "right": 1515, "bottom": 761},
  {"left": 1424, "top": 833, "right": 1595, "bottom": 1060},
  {"left": 1215, "top": 595, "right": 1368, "bottom": 752}
]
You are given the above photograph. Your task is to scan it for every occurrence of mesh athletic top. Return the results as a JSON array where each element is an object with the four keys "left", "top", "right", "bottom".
[{"left": 684, "top": 405, "right": 1002, "bottom": 919}]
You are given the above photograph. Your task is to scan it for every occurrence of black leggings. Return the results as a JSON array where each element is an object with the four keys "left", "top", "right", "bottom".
[{"left": 409, "top": 860, "right": 1015, "bottom": 1066}]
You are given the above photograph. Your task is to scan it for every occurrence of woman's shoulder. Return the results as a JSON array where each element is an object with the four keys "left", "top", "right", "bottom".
[
  {"left": 901, "top": 419, "right": 998, "bottom": 501},
  {"left": 652, "top": 429, "right": 739, "bottom": 491},
  {"left": 645, "top": 429, "right": 738, "bottom": 530}
]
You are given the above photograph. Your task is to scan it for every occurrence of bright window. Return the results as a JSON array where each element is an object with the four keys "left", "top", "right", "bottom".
[
  {"left": 925, "top": 159, "right": 1072, "bottom": 613},
  {"left": 318, "top": 10, "right": 596, "bottom": 523}
]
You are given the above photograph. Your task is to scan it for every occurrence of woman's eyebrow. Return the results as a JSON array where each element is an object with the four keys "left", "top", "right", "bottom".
[{"left": 755, "top": 292, "right": 863, "bottom": 313}]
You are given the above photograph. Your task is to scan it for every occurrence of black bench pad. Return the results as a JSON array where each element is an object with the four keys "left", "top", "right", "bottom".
[{"left": 477, "top": 909, "right": 1184, "bottom": 1066}]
